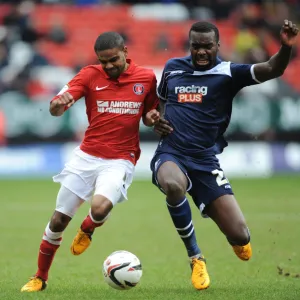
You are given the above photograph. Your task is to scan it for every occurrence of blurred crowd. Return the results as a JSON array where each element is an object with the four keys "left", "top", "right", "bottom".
[
  {"left": 0, "top": 0, "right": 299, "bottom": 145},
  {"left": 0, "top": 1, "right": 299, "bottom": 94},
  {"left": 0, "top": 1, "right": 70, "bottom": 96}
]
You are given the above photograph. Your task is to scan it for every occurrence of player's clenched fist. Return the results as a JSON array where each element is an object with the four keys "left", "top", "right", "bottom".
[
  {"left": 54, "top": 92, "right": 75, "bottom": 108},
  {"left": 143, "top": 109, "right": 160, "bottom": 126},
  {"left": 154, "top": 118, "right": 173, "bottom": 136},
  {"left": 50, "top": 92, "right": 75, "bottom": 116},
  {"left": 280, "top": 20, "right": 299, "bottom": 47}
]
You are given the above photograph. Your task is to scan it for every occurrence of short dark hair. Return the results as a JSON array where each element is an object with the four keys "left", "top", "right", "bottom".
[
  {"left": 94, "top": 32, "right": 124, "bottom": 52},
  {"left": 189, "top": 21, "right": 219, "bottom": 42}
]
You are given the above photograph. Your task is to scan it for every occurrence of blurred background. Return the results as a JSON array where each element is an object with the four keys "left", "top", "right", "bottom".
[
  {"left": 0, "top": 0, "right": 299, "bottom": 179},
  {"left": 1, "top": 2, "right": 300, "bottom": 297}
]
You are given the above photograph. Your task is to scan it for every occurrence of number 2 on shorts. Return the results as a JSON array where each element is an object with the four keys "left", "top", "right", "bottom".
[{"left": 212, "top": 169, "right": 229, "bottom": 186}]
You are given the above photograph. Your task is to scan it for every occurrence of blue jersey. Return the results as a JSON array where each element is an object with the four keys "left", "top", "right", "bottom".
[{"left": 157, "top": 56, "right": 259, "bottom": 157}]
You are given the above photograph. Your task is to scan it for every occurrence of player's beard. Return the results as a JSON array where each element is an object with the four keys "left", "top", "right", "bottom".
[
  {"left": 105, "top": 67, "right": 122, "bottom": 79},
  {"left": 105, "top": 63, "right": 128, "bottom": 79},
  {"left": 193, "top": 57, "right": 214, "bottom": 70}
]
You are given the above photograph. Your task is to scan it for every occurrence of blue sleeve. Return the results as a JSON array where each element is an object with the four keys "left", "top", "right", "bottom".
[
  {"left": 157, "top": 60, "right": 174, "bottom": 101},
  {"left": 230, "top": 63, "right": 260, "bottom": 93}
]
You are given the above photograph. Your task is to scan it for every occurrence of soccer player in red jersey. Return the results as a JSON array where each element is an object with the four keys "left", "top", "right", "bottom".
[{"left": 21, "top": 32, "right": 159, "bottom": 292}]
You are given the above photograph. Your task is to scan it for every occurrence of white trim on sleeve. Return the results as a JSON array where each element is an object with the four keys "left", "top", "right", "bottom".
[{"left": 250, "top": 65, "right": 262, "bottom": 83}]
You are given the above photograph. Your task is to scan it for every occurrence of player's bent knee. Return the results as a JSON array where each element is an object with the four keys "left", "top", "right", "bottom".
[
  {"left": 50, "top": 211, "right": 71, "bottom": 232},
  {"left": 160, "top": 179, "right": 186, "bottom": 202},
  {"left": 227, "top": 225, "right": 250, "bottom": 246},
  {"left": 91, "top": 196, "right": 113, "bottom": 221}
]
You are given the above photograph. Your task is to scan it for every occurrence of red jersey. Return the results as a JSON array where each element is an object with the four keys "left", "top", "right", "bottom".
[{"left": 52, "top": 60, "right": 159, "bottom": 165}]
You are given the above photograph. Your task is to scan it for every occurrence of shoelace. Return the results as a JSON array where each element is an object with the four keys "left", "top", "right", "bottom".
[
  {"left": 77, "top": 232, "right": 88, "bottom": 243},
  {"left": 27, "top": 277, "right": 42, "bottom": 286},
  {"left": 235, "top": 245, "right": 246, "bottom": 254},
  {"left": 77, "top": 231, "right": 92, "bottom": 244},
  {"left": 192, "top": 260, "right": 206, "bottom": 277},
  {"left": 240, "top": 247, "right": 246, "bottom": 254}
]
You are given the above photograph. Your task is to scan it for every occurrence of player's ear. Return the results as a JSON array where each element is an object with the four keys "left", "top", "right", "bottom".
[
  {"left": 217, "top": 41, "right": 220, "bottom": 48},
  {"left": 123, "top": 46, "right": 128, "bottom": 58}
]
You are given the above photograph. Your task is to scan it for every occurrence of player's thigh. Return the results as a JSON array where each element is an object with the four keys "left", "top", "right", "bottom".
[
  {"left": 53, "top": 147, "right": 99, "bottom": 200},
  {"left": 189, "top": 167, "right": 233, "bottom": 217},
  {"left": 152, "top": 153, "right": 189, "bottom": 199},
  {"left": 55, "top": 185, "right": 85, "bottom": 218},
  {"left": 205, "top": 194, "right": 248, "bottom": 238},
  {"left": 94, "top": 159, "right": 135, "bottom": 206}
]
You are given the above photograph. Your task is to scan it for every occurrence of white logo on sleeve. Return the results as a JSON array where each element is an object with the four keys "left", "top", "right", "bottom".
[
  {"left": 57, "top": 84, "right": 69, "bottom": 95},
  {"left": 96, "top": 85, "right": 109, "bottom": 91}
]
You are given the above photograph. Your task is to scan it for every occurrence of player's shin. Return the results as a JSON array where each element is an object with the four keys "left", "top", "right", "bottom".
[
  {"left": 36, "top": 223, "right": 63, "bottom": 281},
  {"left": 80, "top": 208, "right": 109, "bottom": 234},
  {"left": 166, "top": 197, "right": 202, "bottom": 259}
]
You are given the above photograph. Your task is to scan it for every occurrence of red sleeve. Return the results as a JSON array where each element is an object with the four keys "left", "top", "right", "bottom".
[
  {"left": 51, "top": 67, "right": 89, "bottom": 109},
  {"left": 143, "top": 74, "right": 159, "bottom": 115}
]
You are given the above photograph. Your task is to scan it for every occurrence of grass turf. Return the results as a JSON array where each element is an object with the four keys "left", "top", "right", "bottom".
[{"left": 0, "top": 176, "right": 300, "bottom": 299}]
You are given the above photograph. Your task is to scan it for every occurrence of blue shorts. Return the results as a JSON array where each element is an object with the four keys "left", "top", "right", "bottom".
[{"left": 151, "top": 152, "right": 234, "bottom": 217}]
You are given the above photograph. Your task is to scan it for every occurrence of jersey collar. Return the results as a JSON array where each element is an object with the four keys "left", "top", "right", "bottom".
[{"left": 121, "top": 59, "right": 135, "bottom": 76}]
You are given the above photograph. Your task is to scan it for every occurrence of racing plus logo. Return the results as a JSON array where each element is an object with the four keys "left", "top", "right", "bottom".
[{"left": 175, "top": 85, "right": 208, "bottom": 103}]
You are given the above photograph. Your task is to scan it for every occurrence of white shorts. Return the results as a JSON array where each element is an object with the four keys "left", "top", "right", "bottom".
[{"left": 53, "top": 147, "right": 135, "bottom": 206}]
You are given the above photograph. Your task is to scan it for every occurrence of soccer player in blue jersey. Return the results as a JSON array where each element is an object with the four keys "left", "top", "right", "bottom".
[{"left": 151, "top": 20, "right": 298, "bottom": 290}]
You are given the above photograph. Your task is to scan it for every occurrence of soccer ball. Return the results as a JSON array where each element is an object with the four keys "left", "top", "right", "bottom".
[{"left": 102, "top": 250, "right": 142, "bottom": 290}]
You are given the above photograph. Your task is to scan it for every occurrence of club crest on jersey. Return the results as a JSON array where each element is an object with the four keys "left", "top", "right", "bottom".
[
  {"left": 175, "top": 85, "right": 208, "bottom": 103},
  {"left": 133, "top": 83, "right": 144, "bottom": 95}
]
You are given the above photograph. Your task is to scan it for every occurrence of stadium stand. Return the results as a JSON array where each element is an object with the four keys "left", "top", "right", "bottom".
[{"left": 1, "top": 3, "right": 297, "bottom": 90}]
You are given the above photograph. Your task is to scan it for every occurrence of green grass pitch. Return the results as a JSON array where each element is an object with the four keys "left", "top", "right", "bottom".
[{"left": 0, "top": 176, "right": 300, "bottom": 300}]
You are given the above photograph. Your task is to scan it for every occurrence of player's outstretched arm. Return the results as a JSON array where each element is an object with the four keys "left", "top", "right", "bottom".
[
  {"left": 253, "top": 20, "right": 299, "bottom": 82},
  {"left": 49, "top": 92, "right": 75, "bottom": 116}
]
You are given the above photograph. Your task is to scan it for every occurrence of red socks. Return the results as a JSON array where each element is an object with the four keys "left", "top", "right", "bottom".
[
  {"left": 35, "top": 224, "right": 63, "bottom": 281},
  {"left": 34, "top": 212, "right": 108, "bottom": 281},
  {"left": 35, "top": 239, "right": 60, "bottom": 281},
  {"left": 80, "top": 214, "right": 105, "bottom": 234}
]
